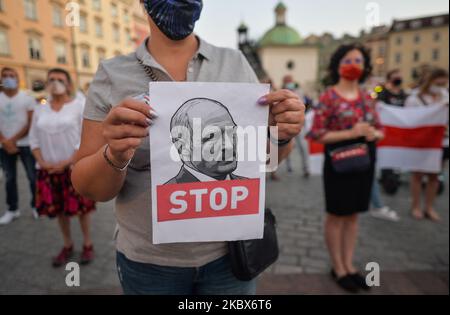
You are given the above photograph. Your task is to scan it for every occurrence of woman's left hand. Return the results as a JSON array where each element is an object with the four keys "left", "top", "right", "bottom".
[{"left": 258, "top": 89, "right": 306, "bottom": 141}]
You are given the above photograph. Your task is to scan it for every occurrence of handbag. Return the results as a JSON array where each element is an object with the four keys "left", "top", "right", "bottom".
[
  {"left": 228, "top": 209, "right": 279, "bottom": 281},
  {"left": 326, "top": 91, "right": 372, "bottom": 174},
  {"left": 136, "top": 56, "right": 280, "bottom": 281},
  {"left": 328, "top": 143, "right": 371, "bottom": 174}
]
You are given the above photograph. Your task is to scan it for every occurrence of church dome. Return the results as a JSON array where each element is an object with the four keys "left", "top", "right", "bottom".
[
  {"left": 259, "top": 2, "right": 302, "bottom": 47},
  {"left": 259, "top": 25, "right": 302, "bottom": 47}
]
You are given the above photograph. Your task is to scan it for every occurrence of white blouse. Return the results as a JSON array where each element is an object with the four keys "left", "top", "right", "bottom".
[{"left": 29, "top": 98, "right": 84, "bottom": 167}]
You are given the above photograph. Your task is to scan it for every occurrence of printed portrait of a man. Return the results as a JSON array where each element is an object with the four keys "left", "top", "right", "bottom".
[{"left": 165, "top": 98, "right": 247, "bottom": 184}]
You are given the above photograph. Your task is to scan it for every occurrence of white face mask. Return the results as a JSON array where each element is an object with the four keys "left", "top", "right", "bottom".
[
  {"left": 429, "top": 85, "right": 445, "bottom": 95},
  {"left": 48, "top": 80, "right": 67, "bottom": 96}
]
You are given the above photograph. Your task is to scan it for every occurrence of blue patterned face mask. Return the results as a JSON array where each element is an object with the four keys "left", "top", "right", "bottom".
[{"left": 143, "top": 0, "right": 203, "bottom": 41}]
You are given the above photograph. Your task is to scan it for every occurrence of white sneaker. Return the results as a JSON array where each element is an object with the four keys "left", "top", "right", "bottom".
[
  {"left": 32, "top": 208, "right": 40, "bottom": 220},
  {"left": 0, "top": 210, "right": 21, "bottom": 225},
  {"left": 371, "top": 207, "right": 400, "bottom": 222}
]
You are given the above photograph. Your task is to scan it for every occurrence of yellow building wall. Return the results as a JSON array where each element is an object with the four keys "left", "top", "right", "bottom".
[
  {"left": 0, "top": 0, "right": 76, "bottom": 90},
  {"left": 387, "top": 26, "right": 449, "bottom": 86},
  {"left": 0, "top": 0, "right": 142, "bottom": 91},
  {"left": 72, "top": 0, "right": 135, "bottom": 89}
]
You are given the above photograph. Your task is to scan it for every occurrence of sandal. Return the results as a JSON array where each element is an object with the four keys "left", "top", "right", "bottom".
[
  {"left": 412, "top": 208, "right": 424, "bottom": 220},
  {"left": 425, "top": 210, "right": 441, "bottom": 222}
]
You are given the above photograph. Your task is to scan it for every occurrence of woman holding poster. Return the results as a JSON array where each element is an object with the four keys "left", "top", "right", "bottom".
[
  {"left": 309, "top": 44, "right": 384, "bottom": 293},
  {"left": 405, "top": 68, "right": 449, "bottom": 222},
  {"left": 71, "top": 0, "right": 305, "bottom": 295}
]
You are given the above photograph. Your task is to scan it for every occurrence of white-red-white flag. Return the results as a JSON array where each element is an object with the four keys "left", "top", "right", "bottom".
[
  {"left": 306, "top": 103, "right": 448, "bottom": 175},
  {"left": 377, "top": 103, "right": 448, "bottom": 173},
  {"left": 305, "top": 111, "right": 325, "bottom": 175}
]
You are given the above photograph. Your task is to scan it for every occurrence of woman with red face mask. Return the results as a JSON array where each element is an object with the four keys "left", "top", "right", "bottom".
[{"left": 309, "top": 44, "right": 384, "bottom": 293}]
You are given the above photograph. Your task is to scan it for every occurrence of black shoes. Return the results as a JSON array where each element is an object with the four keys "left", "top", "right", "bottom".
[
  {"left": 349, "top": 272, "right": 371, "bottom": 291},
  {"left": 331, "top": 270, "right": 371, "bottom": 293}
]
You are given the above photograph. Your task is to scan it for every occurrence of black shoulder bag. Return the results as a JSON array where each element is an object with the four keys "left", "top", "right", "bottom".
[
  {"left": 137, "top": 56, "right": 279, "bottom": 281},
  {"left": 326, "top": 92, "right": 372, "bottom": 174},
  {"left": 228, "top": 209, "right": 279, "bottom": 281}
]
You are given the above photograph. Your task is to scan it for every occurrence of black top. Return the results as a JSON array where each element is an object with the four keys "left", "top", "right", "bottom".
[{"left": 377, "top": 88, "right": 408, "bottom": 107}]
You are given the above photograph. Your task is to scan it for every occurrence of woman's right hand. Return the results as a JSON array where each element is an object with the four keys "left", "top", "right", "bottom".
[
  {"left": 350, "top": 122, "right": 371, "bottom": 139},
  {"left": 102, "top": 98, "right": 155, "bottom": 166}
]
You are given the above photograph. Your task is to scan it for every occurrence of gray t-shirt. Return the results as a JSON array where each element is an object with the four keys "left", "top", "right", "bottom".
[{"left": 84, "top": 37, "right": 259, "bottom": 267}]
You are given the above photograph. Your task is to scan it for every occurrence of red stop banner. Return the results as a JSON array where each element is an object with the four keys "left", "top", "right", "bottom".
[{"left": 156, "top": 179, "right": 260, "bottom": 222}]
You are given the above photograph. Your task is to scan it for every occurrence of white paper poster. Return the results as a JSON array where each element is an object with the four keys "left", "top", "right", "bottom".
[{"left": 149, "top": 82, "right": 270, "bottom": 244}]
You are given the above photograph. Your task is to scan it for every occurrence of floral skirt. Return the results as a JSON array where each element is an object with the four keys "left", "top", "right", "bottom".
[{"left": 36, "top": 169, "right": 95, "bottom": 218}]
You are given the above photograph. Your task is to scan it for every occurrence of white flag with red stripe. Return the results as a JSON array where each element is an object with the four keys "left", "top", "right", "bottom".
[
  {"left": 377, "top": 103, "right": 448, "bottom": 173},
  {"left": 306, "top": 103, "right": 448, "bottom": 175},
  {"left": 305, "top": 111, "right": 325, "bottom": 175}
]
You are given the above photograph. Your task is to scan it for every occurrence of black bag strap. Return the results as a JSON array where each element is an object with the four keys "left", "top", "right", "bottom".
[{"left": 135, "top": 53, "right": 159, "bottom": 82}]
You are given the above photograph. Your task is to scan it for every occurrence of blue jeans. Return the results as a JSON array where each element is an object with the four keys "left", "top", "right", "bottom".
[
  {"left": 370, "top": 177, "right": 384, "bottom": 209},
  {"left": 116, "top": 252, "right": 257, "bottom": 295},
  {"left": 0, "top": 147, "right": 36, "bottom": 211}
]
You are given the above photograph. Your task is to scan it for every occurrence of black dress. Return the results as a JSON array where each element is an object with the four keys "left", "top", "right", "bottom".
[{"left": 323, "top": 138, "right": 377, "bottom": 216}]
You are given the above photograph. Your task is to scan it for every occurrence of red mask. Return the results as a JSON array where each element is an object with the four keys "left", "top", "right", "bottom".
[{"left": 339, "top": 64, "right": 363, "bottom": 81}]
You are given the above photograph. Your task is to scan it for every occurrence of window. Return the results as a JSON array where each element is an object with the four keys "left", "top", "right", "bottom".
[
  {"left": 55, "top": 40, "right": 67, "bottom": 64},
  {"left": 52, "top": 5, "right": 63, "bottom": 27},
  {"left": 81, "top": 46, "right": 91, "bottom": 68},
  {"left": 24, "top": 0, "right": 38, "bottom": 20},
  {"left": 123, "top": 9, "right": 129, "bottom": 23},
  {"left": 94, "top": 18, "right": 103, "bottom": 37},
  {"left": 411, "top": 20, "right": 422, "bottom": 29},
  {"left": 92, "top": 0, "right": 101, "bottom": 11},
  {"left": 433, "top": 49, "right": 440, "bottom": 61},
  {"left": 28, "top": 35, "right": 42, "bottom": 60},
  {"left": 396, "top": 36, "right": 402, "bottom": 45},
  {"left": 413, "top": 51, "right": 420, "bottom": 62},
  {"left": 125, "top": 28, "right": 132, "bottom": 45},
  {"left": 434, "top": 32, "right": 441, "bottom": 42},
  {"left": 0, "top": 27, "right": 10, "bottom": 55},
  {"left": 111, "top": 3, "right": 118, "bottom": 18},
  {"left": 414, "top": 34, "right": 420, "bottom": 43},
  {"left": 394, "top": 22, "right": 405, "bottom": 31},
  {"left": 432, "top": 17, "right": 444, "bottom": 26},
  {"left": 395, "top": 53, "right": 402, "bottom": 64},
  {"left": 113, "top": 24, "right": 120, "bottom": 42},
  {"left": 80, "top": 12, "right": 88, "bottom": 33},
  {"left": 97, "top": 48, "right": 106, "bottom": 63}
]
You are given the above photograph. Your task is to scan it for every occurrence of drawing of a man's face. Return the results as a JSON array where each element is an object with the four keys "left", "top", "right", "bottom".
[{"left": 171, "top": 98, "right": 238, "bottom": 179}]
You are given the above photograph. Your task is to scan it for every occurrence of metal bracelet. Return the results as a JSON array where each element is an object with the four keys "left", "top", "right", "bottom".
[{"left": 103, "top": 144, "right": 131, "bottom": 172}]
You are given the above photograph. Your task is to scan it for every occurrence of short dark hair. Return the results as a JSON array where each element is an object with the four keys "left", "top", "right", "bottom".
[
  {"left": 47, "top": 68, "right": 72, "bottom": 86},
  {"left": 324, "top": 43, "right": 372, "bottom": 86},
  {"left": 1, "top": 67, "right": 18, "bottom": 77},
  {"left": 386, "top": 69, "right": 401, "bottom": 81}
]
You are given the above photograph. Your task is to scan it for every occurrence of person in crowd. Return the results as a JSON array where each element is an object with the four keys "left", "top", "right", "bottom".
[
  {"left": 71, "top": 0, "right": 305, "bottom": 295},
  {"left": 369, "top": 172, "right": 400, "bottom": 222},
  {"left": 275, "top": 75, "right": 311, "bottom": 179},
  {"left": 309, "top": 43, "right": 384, "bottom": 293},
  {"left": 370, "top": 69, "right": 407, "bottom": 222},
  {"left": 404, "top": 68, "right": 449, "bottom": 222},
  {"left": 377, "top": 69, "right": 408, "bottom": 107},
  {"left": 29, "top": 68, "right": 96, "bottom": 266},
  {"left": 0, "top": 67, "right": 37, "bottom": 225}
]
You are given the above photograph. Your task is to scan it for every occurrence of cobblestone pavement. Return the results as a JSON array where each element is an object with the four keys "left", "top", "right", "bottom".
[{"left": 0, "top": 150, "right": 448, "bottom": 294}]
